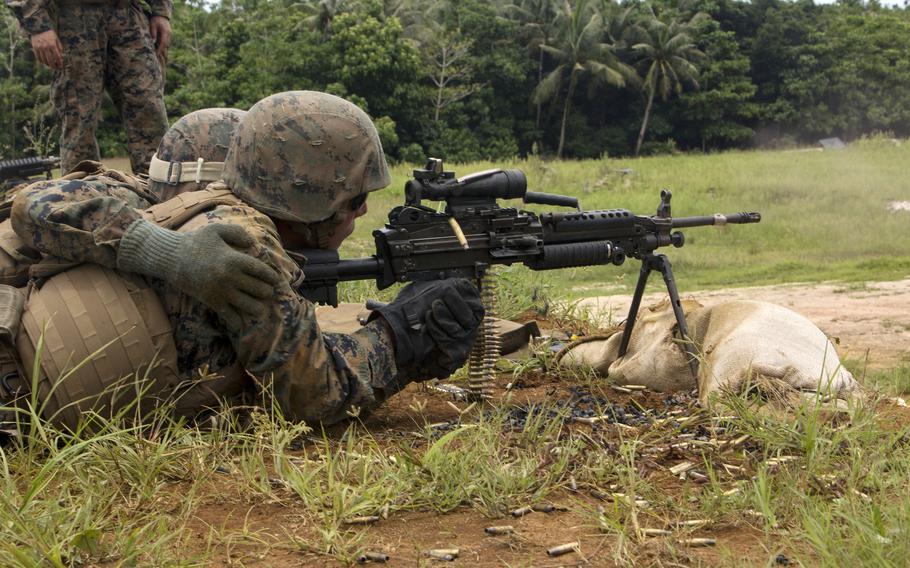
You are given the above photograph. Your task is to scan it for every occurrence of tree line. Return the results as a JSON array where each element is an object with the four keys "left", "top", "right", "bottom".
[{"left": 2, "top": 0, "right": 910, "bottom": 162}]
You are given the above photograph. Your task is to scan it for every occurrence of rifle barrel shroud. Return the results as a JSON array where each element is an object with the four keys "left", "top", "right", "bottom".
[
  {"left": 0, "top": 156, "right": 60, "bottom": 190},
  {"left": 291, "top": 162, "right": 760, "bottom": 307}
]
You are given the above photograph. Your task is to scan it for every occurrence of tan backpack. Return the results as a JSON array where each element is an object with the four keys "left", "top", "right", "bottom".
[{"left": 2, "top": 186, "right": 243, "bottom": 431}]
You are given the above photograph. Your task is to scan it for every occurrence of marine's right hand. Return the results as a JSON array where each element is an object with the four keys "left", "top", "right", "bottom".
[
  {"left": 117, "top": 219, "right": 281, "bottom": 332},
  {"left": 31, "top": 30, "right": 63, "bottom": 70},
  {"left": 369, "top": 279, "right": 484, "bottom": 381}
]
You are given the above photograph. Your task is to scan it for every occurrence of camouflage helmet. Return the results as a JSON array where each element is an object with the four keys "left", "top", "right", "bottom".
[
  {"left": 221, "top": 91, "right": 391, "bottom": 224},
  {"left": 148, "top": 108, "right": 246, "bottom": 201}
]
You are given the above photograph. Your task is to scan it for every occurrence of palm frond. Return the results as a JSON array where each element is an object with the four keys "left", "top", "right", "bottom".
[{"left": 532, "top": 64, "right": 566, "bottom": 104}]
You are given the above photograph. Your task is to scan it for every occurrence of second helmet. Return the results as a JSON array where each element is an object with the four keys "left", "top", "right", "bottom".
[{"left": 148, "top": 108, "right": 247, "bottom": 201}]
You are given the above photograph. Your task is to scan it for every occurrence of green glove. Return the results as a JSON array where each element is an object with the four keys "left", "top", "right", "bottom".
[{"left": 117, "top": 219, "right": 280, "bottom": 331}]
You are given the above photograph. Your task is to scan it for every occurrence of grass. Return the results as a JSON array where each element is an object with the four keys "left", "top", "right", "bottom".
[
  {"left": 338, "top": 136, "right": 910, "bottom": 296},
  {"left": 4, "top": 372, "right": 909, "bottom": 566},
  {"left": 6, "top": 144, "right": 906, "bottom": 565}
]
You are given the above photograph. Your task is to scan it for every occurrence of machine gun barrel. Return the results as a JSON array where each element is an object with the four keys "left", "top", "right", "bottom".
[{"left": 671, "top": 212, "right": 761, "bottom": 228}]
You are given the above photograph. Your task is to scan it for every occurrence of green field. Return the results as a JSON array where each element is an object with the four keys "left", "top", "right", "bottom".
[
  {"left": 3, "top": 145, "right": 908, "bottom": 566},
  {"left": 341, "top": 137, "right": 910, "bottom": 297}
]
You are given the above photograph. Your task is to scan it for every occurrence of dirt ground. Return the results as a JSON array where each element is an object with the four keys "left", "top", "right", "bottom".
[
  {"left": 578, "top": 278, "right": 910, "bottom": 370},
  {"left": 188, "top": 377, "right": 785, "bottom": 568},
  {"left": 183, "top": 280, "right": 910, "bottom": 566}
]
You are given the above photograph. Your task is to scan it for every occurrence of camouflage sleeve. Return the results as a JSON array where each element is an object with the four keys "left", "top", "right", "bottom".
[
  {"left": 146, "top": 0, "right": 171, "bottom": 18},
  {"left": 5, "top": 0, "right": 52, "bottom": 35},
  {"left": 10, "top": 177, "right": 152, "bottom": 267},
  {"left": 178, "top": 205, "right": 401, "bottom": 425}
]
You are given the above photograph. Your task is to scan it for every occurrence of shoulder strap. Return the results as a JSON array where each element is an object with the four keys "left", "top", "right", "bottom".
[{"left": 140, "top": 183, "right": 243, "bottom": 230}]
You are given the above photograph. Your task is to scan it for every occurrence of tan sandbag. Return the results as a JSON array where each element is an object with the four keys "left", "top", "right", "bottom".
[
  {"left": 16, "top": 264, "right": 182, "bottom": 430},
  {"left": 558, "top": 299, "right": 857, "bottom": 403},
  {"left": 558, "top": 299, "right": 701, "bottom": 392}
]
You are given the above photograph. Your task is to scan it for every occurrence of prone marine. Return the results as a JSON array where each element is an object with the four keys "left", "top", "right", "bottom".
[{"left": 0, "top": 91, "right": 484, "bottom": 433}]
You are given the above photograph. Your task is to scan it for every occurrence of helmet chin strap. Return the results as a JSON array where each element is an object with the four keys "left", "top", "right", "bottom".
[{"left": 289, "top": 213, "right": 345, "bottom": 248}]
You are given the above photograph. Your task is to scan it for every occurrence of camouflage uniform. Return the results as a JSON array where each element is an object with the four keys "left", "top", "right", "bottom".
[
  {"left": 5, "top": 0, "right": 170, "bottom": 175},
  {"left": 8, "top": 92, "right": 483, "bottom": 427},
  {"left": 11, "top": 178, "right": 400, "bottom": 425}
]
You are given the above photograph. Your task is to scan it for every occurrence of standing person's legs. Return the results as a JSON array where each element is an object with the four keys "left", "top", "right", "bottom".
[
  {"left": 106, "top": 2, "right": 167, "bottom": 176},
  {"left": 51, "top": 4, "right": 106, "bottom": 173}
]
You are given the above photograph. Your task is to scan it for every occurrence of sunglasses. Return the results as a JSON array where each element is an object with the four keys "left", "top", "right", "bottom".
[{"left": 348, "top": 193, "right": 368, "bottom": 211}]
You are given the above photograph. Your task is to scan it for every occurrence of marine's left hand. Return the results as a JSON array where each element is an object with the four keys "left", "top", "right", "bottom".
[{"left": 149, "top": 16, "right": 171, "bottom": 60}]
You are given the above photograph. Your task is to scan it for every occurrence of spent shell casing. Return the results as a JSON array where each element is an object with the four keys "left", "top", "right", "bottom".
[
  {"left": 485, "top": 525, "right": 514, "bottom": 535},
  {"left": 642, "top": 528, "right": 673, "bottom": 536},
  {"left": 511, "top": 505, "right": 533, "bottom": 517},
  {"left": 547, "top": 542, "right": 580, "bottom": 557},
  {"left": 426, "top": 548, "right": 459, "bottom": 560},
  {"left": 573, "top": 416, "right": 600, "bottom": 425},
  {"left": 731, "top": 434, "right": 750, "bottom": 447},
  {"left": 673, "top": 519, "right": 709, "bottom": 528},
  {"left": 679, "top": 538, "right": 716, "bottom": 547},
  {"left": 345, "top": 516, "right": 380, "bottom": 525},
  {"left": 358, "top": 552, "right": 390, "bottom": 563},
  {"left": 531, "top": 503, "right": 556, "bottom": 513},
  {"left": 669, "top": 461, "right": 696, "bottom": 475}
]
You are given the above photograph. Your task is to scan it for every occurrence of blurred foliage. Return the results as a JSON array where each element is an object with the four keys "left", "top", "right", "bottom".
[{"left": 2, "top": 0, "right": 910, "bottom": 161}]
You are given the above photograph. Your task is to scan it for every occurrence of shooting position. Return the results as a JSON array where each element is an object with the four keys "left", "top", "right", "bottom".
[{"left": 293, "top": 157, "right": 762, "bottom": 401}]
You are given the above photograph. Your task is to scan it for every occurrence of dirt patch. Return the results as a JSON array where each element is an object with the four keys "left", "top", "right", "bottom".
[
  {"left": 172, "top": 281, "right": 910, "bottom": 566},
  {"left": 578, "top": 279, "right": 910, "bottom": 369}
]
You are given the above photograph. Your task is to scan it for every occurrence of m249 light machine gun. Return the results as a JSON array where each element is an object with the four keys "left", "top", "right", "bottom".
[{"left": 292, "top": 159, "right": 761, "bottom": 400}]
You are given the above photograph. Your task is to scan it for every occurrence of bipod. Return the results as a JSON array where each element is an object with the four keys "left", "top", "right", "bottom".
[{"left": 616, "top": 253, "right": 700, "bottom": 383}]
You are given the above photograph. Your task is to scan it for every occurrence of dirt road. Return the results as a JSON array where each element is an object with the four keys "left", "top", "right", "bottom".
[{"left": 579, "top": 279, "right": 910, "bottom": 370}]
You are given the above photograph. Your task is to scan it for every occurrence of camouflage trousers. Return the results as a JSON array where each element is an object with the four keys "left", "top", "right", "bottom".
[{"left": 53, "top": 1, "right": 167, "bottom": 175}]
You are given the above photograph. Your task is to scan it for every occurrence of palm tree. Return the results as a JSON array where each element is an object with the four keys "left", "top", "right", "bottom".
[
  {"left": 302, "top": 0, "right": 348, "bottom": 39},
  {"left": 533, "top": 0, "right": 634, "bottom": 158},
  {"left": 500, "top": 0, "right": 557, "bottom": 132},
  {"left": 631, "top": 11, "right": 706, "bottom": 157},
  {"left": 599, "top": 0, "right": 635, "bottom": 48}
]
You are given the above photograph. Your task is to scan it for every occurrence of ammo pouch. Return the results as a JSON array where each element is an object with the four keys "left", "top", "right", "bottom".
[{"left": 0, "top": 285, "right": 26, "bottom": 438}]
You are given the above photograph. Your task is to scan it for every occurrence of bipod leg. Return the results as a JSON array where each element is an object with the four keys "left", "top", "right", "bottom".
[
  {"left": 653, "top": 254, "right": 700, "bottom": 382},
  {"left": 618, "top": 258, "right": 654, "bottom": 358}
]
